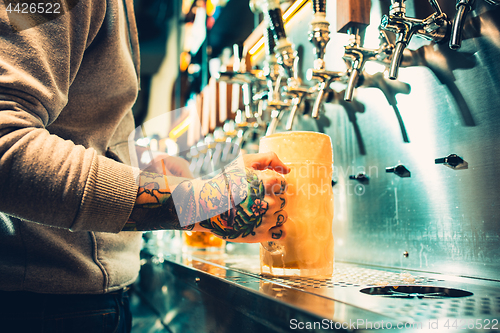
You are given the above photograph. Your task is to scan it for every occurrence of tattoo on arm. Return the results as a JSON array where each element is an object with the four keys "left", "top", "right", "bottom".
[
  {"left": 198, "top": 168, "right": 270, "bottom": 239},
  {"left": 123, "top": 172, "right": 195, "bottom": 231},
  {"left": 123, "top": 162, "right": 271, "bottom": 240}
]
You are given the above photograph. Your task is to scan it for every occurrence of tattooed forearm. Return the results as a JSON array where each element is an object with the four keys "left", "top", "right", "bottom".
[
  {"left": 197, "top": 167, "right": 270, "bottom": 239},
  {"left": 123, "top": 172, "right": 195, "bottom": 231},
  {"left": 123, "top": 161, "right": 276, "bottom": 239}
]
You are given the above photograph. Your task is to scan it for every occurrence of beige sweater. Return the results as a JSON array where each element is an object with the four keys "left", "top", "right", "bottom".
[{"left": 0, "top": 0, "right": 144, "bottom": 293}]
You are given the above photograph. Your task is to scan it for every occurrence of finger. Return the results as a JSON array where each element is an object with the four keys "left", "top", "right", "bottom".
[
  {"left": 274, "top": 209, "right": 287, "bottom": 227},
  {"left": 245, "top": 152, "right": 290, "bottom": 174},
  {"left": 268, "top": 225, "right": 286, "bottom": 240},
  {"left": 259, "top": 170, "right": 287, "bottom": 195},
  {"left": 276, "top": 195, "right": 286, "bottom": 210}
]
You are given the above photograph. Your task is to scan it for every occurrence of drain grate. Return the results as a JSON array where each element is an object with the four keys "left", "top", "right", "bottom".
[
  {"left": 190, "top": 257, "right": 500, "bottom": 321},
  {"left": 382, "top": 296, "right": 500, "bottom": 320},
  {"left": 268, "top": 264, "right": 443, "bottom": 289}
]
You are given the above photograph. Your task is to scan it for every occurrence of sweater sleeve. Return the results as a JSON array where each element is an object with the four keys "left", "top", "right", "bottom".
[{"left": 0, "top": 1, "right": 138, "bottom": 233}]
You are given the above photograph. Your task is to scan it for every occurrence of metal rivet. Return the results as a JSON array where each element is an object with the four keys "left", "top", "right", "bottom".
[{"left": 403, "top": 251, "right": 409, "bottom": 258}]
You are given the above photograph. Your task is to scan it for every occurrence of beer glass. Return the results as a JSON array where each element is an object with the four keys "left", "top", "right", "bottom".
[
  {"left": 259, "top": 131, "right": 334, "bottom": 277},
  {"left": 183, "top": 231, "right": 226, "bottom": 252}
]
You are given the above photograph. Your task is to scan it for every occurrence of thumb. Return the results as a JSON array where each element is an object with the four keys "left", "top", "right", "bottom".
[{"left": 244, "top": 152, "right": 290, "bottom": 174}]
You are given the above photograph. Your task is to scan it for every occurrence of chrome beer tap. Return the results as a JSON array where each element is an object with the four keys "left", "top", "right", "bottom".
[
  {"left": 250, "top": 0, "right": 298, "bottom": 83},
  {"left": 217, "top": 45, "right": 267, "bottom": 120},
  {"left": 449, "top": 0, "right": 475, "bottom": 50},
  {"left": 221, "top": 120, "right": 238, "bottom": 163},
  {"left": 309, "top": 0, "right": 330, "bottom": 72},
  {"left": 194, "top": 139, "right": 208, "bottom": 176},
  {"left": 201, "top": 133, "right": 217, "bottom": 174},
  {"left": 380, "top": 0, "right": 450, "bottom": 80},
  {"left": 261, "top": 23, "right": 293, "bottom": 134},
  {"left": 251, "top": 0, "right": 310, "bottom": 134},
  {"left": 307, "top": 0, "right": 347, "bottom": 119},
  {"left": 188, "top": 146, "right": 199, "bottom": 175},
  {"left": 307, "top": 69, "right": 345, "bottom": 119},
  {"left": 211, "top": 127, "right": 226, "bottom": 170},
  {"left": 342, "top": 30, "right": 394, "bottom": 102}
]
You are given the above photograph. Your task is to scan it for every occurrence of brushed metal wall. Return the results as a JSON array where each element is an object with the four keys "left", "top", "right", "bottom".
[{"left": 274, "top": 0, "right": 500, "bottom": 280}]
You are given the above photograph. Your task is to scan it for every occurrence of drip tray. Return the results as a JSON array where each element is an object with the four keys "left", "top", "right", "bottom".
[
  {"left": 360, "top": 286, "right": 474, "bottom": 299},
  {"left": 181, "top": 255, "right": 500, "bottom": 323}
]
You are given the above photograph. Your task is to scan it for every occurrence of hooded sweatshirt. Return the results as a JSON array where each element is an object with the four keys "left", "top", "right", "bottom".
[{"left": 0, "top": 0, "right": 144, "bottom": 293}]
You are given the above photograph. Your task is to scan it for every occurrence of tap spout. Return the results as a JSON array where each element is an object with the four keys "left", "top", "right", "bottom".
[
  {"left": 307, "top": 69, "right": 345, "bottom": 118},
  {"left": 449, "top": 0, "right": 475, "bottom": 50}
]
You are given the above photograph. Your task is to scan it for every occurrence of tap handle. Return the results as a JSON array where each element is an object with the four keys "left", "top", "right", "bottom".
[
  {"left": 435, "top": 154, "right": 468, "bottom": 169},
  {"left": 449, "top": 0, "right": 475, "bottom": 50},
  {"left": 386, "top": 164, "right": 411, "bottom": 177},
  {"left": 312, "top": 0, "right": 326, "bottom": 14},
  {"left": 337, "top": 0, "right": 371, "bottom": 34},
  {"left": 390, "top": 0, "right": 406, "bottom": 16},
  {"left": 264, "top": 26, "right": 276, "bottom": 57},
  {"left": 266, "top": 2, "right": 287, "bottom": 42}
]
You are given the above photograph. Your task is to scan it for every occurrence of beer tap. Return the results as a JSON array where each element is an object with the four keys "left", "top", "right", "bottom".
[
  {"left": 221, "top": 120, "right": 238, "bottom": 163},
  {"left": 251, "top": 0, "right": 310, "bottom": 134},
  {"left": 307, "top": 0, "right": 346, "bottom": 119},
  {"left": 188, "top": 146, "right": 199, "bottom": 175},
  {"left": 201, "top": 133, "right": 217, "bottom": 174},
  {"left": 307, "top": 68, "right": 345, "bottom": 119},
  {"left": 282, "top": 86, "right": 315, "bottom": 130},
  {"left": 380, "top": 0, "right": 450, "bottom": 80},
  {"left": 262, "top": 26, "right": 281, "bottom": 96},
  {"left": 309, "top": 0, "right": 330, "bottom": 72},
  {"left": 259, "top": 24, "right": 291, "bottom": 134},
  {"left": 217, "top": 45, "right": 266, "bottom": 120},
  {"left": 342, "top": 31, "right": 394, "bottom": 101},
  {"left": 194, "top": 140, "right": 208, "bottom": 176},
  {"left": 211, "top": 127, "right": 226, "bottom": 170},
  {"left": 337, "top": 0, "right": 372, "bottom": 102},
  {"left": 261, "top": 0, "right": 298, "bottom": 85},
  {"left": 449, "top": 0, "right": 475, "bottom": 50}
]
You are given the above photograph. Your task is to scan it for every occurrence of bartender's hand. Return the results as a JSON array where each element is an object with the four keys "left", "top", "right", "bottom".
[
  {"left": 125, "top": 152, "right": 289, "bottom": 243},
  {"left": 193, "top": 152, "right": 290, "bottom": 243}
]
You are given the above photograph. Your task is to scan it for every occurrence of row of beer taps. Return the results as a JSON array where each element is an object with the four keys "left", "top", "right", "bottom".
[{"left": 188, "top": 0, "right": 497, "bottom": 176}]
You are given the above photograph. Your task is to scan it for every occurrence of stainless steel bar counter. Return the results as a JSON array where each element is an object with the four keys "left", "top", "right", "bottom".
[{"left": 131, "top": 236, "right": 500, "bottom": 333}]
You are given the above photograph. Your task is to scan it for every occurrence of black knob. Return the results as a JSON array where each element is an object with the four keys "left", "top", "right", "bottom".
[
  {"left": 349, "top": 173, "right": 369, "bottom": 183},
  {"left": 386, "top": 164, "right": 411, "bottom": 177},
  {"left": 435, "top": 154, "right": 468, "bottom": 169}
]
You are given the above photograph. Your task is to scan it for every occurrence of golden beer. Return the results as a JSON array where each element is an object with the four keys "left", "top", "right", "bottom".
[
  {"left": 183, "top": 231, "right": 226, "bottom": 249},
  {"left": 259, "top": 131, "right": 334, "bottom": 277}
]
